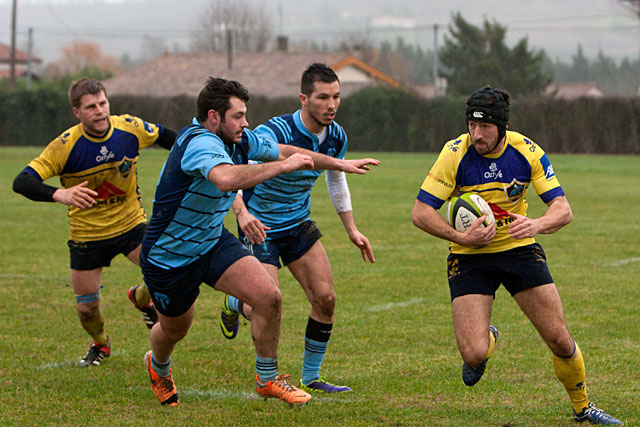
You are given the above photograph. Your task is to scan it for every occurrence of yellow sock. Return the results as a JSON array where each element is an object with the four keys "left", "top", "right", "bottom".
[
  {"left": 80, "top": 311, "right": 108, "bottom": 345},
  {"left": 486, "top": 328, "right": 496, "bottom": 359},
  {"left": 552, "top": 341, "right": 589, "bottom": 413},
  {"left": 134, "top": 284, "right": 151, "bottom": 306}
]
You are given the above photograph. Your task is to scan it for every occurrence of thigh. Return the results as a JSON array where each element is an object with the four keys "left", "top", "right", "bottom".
[
  {"left": 214, "top": 256, "right": 279, "bottom": 308},
  {"left": 513, "top": 283, "right": 572, "bottom": 354},
  {"left": 451, "top": 294, "right": 494, "bottom": 350},
  {"left": 126, "top": 244, "right": 142, "bottom": 266},
  {"left": 287, "top": 241, "right": 333, "bottom": 298}
]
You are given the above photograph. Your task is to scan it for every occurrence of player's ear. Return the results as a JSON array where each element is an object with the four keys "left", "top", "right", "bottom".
[
  {"left": 299, "top": 93, "right": 308, "bottom": 106},
  {"left": 72, "top": 107, "right": 81, "bottom": 120},
  {"left": 208, "top": 109, "right": 220, "bottom": 125}
]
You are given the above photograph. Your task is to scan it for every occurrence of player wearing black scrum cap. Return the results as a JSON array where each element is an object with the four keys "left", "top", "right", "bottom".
[{"left": 411, "top": 86, "right": 623, "bottom": 425}]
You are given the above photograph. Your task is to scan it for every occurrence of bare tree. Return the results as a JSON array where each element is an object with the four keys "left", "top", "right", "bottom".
[{"left": 191, "top": 0, "right": 273, "bottom": 53}]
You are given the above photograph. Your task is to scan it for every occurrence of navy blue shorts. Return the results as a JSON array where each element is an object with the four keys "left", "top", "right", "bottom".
[
  {"left": 447, "top": 243, "right": 554, "bottom": 301},
  {"left": 141, "top": 227, "right": 253, "bottom": 317},
  {"left": 68, "top": 223, "right": 146, "bottom": 270},
  {"left": 239, "top": 220, "right": 322, "bottom": 269}
]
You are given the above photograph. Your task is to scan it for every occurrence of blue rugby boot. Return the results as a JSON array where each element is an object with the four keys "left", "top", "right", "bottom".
[{"left": 300, "top": 377, "right": 352, "bottom": 394}]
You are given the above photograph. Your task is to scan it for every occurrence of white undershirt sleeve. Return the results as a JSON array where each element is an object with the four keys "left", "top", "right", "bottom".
[{"left": 325, "top": 169, "right": 352, "bottom": 213}]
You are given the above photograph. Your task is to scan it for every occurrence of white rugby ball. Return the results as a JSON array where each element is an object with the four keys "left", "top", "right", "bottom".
[{"left": 447, "top": 193, "right": 495, "bottom": 232}]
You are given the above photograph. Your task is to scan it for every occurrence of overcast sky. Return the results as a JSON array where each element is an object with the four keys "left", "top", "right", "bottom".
[{"left": 1, "top": 0, "right": 639, "bottom": 65}]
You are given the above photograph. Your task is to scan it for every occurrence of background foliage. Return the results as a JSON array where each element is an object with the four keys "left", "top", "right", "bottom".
[{"left": 2, "top": 85, "right": 638, "bottom": 155}]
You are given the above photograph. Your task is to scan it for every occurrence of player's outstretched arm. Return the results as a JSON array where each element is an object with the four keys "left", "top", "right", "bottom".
[
  {"left": 232, "top": 192, "right": 270, "bottom": 244},
  {"left": 209, "top": 153, "right": 314, "bottom": 191},
  {"left": 278, "top": 144, "right": 380, "bottom": 175},
  {"left": 508, "top": 195, "right": 572, "bottom": 239}
]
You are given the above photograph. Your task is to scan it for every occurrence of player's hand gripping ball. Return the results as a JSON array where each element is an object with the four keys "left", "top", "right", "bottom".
[{"left": 447, "top": 193, "right": 495, "bottom": 232}]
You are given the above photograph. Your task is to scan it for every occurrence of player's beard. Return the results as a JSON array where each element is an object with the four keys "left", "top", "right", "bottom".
[
  {"left": 217, "top": 123, "right": 241, "bottom": 147},
  {"left": 307, "top": 108, "right": 334, "bottom": 129}
]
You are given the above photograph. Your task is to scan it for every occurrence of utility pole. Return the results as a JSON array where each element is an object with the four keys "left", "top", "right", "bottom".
[
  {"left": 10, "top": 0, "right": 18, "bottom": 88},
  {"left": 226, "top": 27, "right": 232, "bottom": 70},
  {"left": 433, "top": 24, "right": 439, "bottom": 97},
  {"left": 27, "top": 27, "right": 33, "bottom": 89}
]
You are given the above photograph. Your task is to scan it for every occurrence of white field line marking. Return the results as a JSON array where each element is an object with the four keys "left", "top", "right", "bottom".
[
  {"left": 604, "top": 257, "right": 640, "bottom": 267},
  {"left": 366, "top": 297, "right": 423, "bottom": 312},
  {"left": 38, "top": 350, "right": 130, "bottom": 370}
]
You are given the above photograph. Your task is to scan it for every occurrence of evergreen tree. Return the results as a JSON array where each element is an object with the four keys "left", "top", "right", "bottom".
[{"left": 439, "top": 13, "right": 551, "bottom": 96}]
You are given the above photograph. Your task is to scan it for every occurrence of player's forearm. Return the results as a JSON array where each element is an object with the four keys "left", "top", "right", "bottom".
[
  {"left": 209, "top": 162, "right": 289, "bottom": 191},
  {"left": 279, "top": 144, "right": 341, "bottom": 170},
  {"left": 535, "top": 196, "right": 573, "bottom": 234},
  {"left": 412, "top": 200, "right": 465, "bottom": 244},
  {"left": 232, "top": 192, "right": 248, "bottom": 217},
  {"left": 155, "top": 127, "right": 177, "bottom": 150},
  {"left": 12, "top": 172, "right": 57, "bottom": 202}
]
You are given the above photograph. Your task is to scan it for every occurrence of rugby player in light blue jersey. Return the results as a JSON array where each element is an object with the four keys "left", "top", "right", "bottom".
[
  {"left": 139, "top": 77, "right": 323, "bottom": 407},
  {"left": 220, "top": 63, "right": 380, "bottom": 394},
  {"left": 411, "top": 86, "right": 622, "bottom": 425}
]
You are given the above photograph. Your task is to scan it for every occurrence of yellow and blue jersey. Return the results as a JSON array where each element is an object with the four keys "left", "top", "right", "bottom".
[
  {"left": 23, "top": 115, "right": 163, "bottom": 241},
  {"left": 417, "top": 130, "right": 564, "bottom": 254}
]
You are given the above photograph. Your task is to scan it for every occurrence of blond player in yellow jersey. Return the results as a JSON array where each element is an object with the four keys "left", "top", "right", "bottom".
[
  {"left": 13, "top": 78, "right": 176, "bottom": 367},
  {"left": 411, "top": 86, "right": 622, "bottom": 425}
]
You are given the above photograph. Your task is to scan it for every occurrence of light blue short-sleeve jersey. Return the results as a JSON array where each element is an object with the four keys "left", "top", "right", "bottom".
[
  {"left": 235, "top": 110, "right": 348, "bottom": 233},
  {"left": 141, "top": 118, "right": 279, "bottom": 269}
]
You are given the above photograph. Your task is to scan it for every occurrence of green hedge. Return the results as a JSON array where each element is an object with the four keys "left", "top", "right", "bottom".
[{"left": 1, "top": 86, "right": 638, "bottom": 154}]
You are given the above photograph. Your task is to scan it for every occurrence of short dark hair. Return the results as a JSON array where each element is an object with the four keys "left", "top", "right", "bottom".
[
  {"left": 300, "top": 63, "right": 339, "bottom": 96},
  {"left": 68, "top": 78, "right": 106, "bottom": 108},
  {"left": 197, "top": 77, "right": 250, "bottom": 122}
]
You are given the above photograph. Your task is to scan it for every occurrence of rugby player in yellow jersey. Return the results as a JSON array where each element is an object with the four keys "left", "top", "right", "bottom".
[
  {"left": 12, "top": 78, "right": 177, "bottom": 367},
  {"left": 411, "top": 86, "right": 622, "bottom": 425}
]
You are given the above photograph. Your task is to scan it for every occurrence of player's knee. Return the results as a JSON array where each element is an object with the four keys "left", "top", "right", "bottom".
[
  {"left": 459, "top": 343, "right": 489, "bottom": 367},
  {"left": 313, "top": 289, "right": 336, "bottom": 316},
  {"left": 254, "top": 285, "right": 282, "bottom": 313}
]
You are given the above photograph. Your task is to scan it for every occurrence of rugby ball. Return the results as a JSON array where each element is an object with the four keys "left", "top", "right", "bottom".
[{"left": 447, "top": 193, "right": 495, "bottom": 232}]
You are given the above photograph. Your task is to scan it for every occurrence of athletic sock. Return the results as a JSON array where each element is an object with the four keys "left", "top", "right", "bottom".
[
  {"left": 151, "top": 354, "right": 171, "bottom": 377},
  {"left": 134, "top": 284, "right": 151, "bottom": 307},
  {"left": 552, "top": 341, "right": 590, "bottom": 413},
  {"left": 486, "top": 327, "right": 496, "bottom": 359},
  {"left": 80, "top": 311, "right": 108, "bottom": 345},
  {"left": 226, "top": 295, "right": 245, "bottom": 318},
  {"left": 301, "top": 317, "right": 333, "bottom": 385},
  {"left": 256, "top": 356, "right": 278, "bottom": 383}
]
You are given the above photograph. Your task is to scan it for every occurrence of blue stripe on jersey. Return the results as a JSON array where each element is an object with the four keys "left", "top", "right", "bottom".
[
  {"left": 141, "top": 121, "right": 234, "bottom": 269},
  {"left": 62, "top": 128, "right": 140, "bottom": 175},
  {"left": 417, "top": 189, "right": 446, "bottom": 209}
]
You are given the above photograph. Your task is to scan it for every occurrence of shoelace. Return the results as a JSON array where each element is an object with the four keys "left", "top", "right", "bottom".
[{"left": 273, "top": 375, "right": 297, "bottom": 392}]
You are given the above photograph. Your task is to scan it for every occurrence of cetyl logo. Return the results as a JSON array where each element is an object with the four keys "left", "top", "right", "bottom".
[
  {"left": 472, "top": 111, "right": 484, "bottom": 119},
  {"left": 484, "top": 162, "right": 502, "bottom": 179},
  {"left": 96, "top": 146, "right": 115, "bottom": 162}
]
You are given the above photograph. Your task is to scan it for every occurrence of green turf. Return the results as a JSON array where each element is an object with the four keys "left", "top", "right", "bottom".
[{"left": 0, "top": 147, "right": 638, "bottom": 426}]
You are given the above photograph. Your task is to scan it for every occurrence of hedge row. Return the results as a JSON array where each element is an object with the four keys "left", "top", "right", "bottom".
[{"left": 1, "top": 86, "right": 638, "bottom": 154}]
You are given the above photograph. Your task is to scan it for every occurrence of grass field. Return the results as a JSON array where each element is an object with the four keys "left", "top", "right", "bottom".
[{"left": 0, "top": 147, "right": 638, "bottom": 426}]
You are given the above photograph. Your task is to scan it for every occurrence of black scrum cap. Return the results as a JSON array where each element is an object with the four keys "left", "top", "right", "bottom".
[{"left": 466, "top": 86, "right": 511, "bottom": 141}]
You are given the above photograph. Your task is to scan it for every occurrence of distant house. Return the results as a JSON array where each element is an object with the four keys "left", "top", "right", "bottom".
[
  {"left": 103, "top": 51, "right": 409, "bottom": 99},
  {"left": 545, "top": 82, "right": 604, "bottom": 100},
  {"left": 0, "top": 42, "right": 41, "bottom": 80}
]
